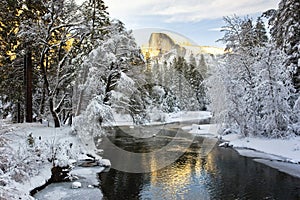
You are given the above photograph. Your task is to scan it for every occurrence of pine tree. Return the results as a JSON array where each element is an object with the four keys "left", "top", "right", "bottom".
[
  {"left": 240, "top": 19, "right": 256, "bottom": 48},
  {"left": 254, "top": 17, "right": 268, "bottom": 46},
  {"left": 0, "top": 0, "right": 42, "bottom": 122},
  {"left": 210, "top": 15, "right": 295, "bottom": 137},
  {"left": 18, "top": 0, "right": 88, "bottom": 127},
  {"left": 270, "top": 0, "right": 300, "bottom": 91},
  {"left": 198, "top": 54, "right": 208, "bottom": 77},
  {"left": 81, "top": 0, "right": 110, "bottom": 50}
]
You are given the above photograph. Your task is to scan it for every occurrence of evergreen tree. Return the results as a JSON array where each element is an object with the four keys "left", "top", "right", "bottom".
[
  {"left": 254, "top": 17, "right": 268, "bottom": 46},
  {"left": 270, "top": 0, "right": 300, "bottom": 91},
  {"left": 80, "top": 0, "right": 110, "bottom": 51},
  {"left": 0, "top": 0, "right": 42, "bottom": 122},
  {"left": 74, "top": 20, "right": 144, "bottom": 117},
  {"left": 209, "top": 15, "right": 296, "bottom": 137},
  {"left": 240, "top": 19, "right": 256, "bottom": 48},
  {"left": 198, "top": 54, "right": 208, "bottom": 77},
  {"left": 18, "top": 0, "right": 87, "bottom": 127}
]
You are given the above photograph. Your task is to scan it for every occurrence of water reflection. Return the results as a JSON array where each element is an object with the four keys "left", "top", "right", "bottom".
[
  {"left": 143, "top": 152, "right": 211, "bottom": 200},
  {"left": 99, "top": 128, "right": 300, "bottom": 200}
]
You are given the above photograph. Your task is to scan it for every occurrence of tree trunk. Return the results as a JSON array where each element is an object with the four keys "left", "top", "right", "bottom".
[
  {"left": 75, "top": 67, "right": 88, "bottom": 116},
  {"left": 75, "top": 89, "right": 84, "bottom": 116},
  {"left": 24, "top": 51, "right": 33, "bottom": 123},
  {"left": 293, "top": 67, "right": 300, "bottom": 93},
  {"left": 49, "top": 97, "right": 60, "bottom": 128},
  {"left": 39, "top": 84, "right": 46, "bottom": 116},
  {"left": 17, "top": 102, "right": 21, "bottom": 123}
]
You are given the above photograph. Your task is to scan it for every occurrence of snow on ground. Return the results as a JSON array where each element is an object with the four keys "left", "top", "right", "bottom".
[
  {"left": 34, "top": 166, "right": 105, "bottom": 200},
  {"left": 1, "top": 111, "right": 211, "bottom": 199},
  {"left": 0, "top": 121, "right": 107, "bottom": 200},
  {"left": 110, "top": 111, "right": 212, "bottom": 126},
  {"left": 182, "top": 123, "right": 219, "bottom": 137},
  {"left": 222, "top": 134, "right": 300, "bottom": 163},
  {"left": 2, "top": 110, "right": 298, "bottom": 198},
  {"left": 166, "top": 111, "right": 212, "bottom": 124}
]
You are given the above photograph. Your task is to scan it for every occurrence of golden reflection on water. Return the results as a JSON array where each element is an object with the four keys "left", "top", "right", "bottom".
[{"left": 147, "top": 146, "right": 217, "bottom": 199}]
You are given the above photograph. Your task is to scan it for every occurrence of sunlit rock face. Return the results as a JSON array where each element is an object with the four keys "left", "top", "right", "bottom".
[
  {"left": 133, "top": 28, "right": 224, "bottom": 60},
  {"left": 148, "top": 33, "right": 186, "bottom": 57},
  {"left": 133, "top": 28, "right": 224, "bottom": 78}
]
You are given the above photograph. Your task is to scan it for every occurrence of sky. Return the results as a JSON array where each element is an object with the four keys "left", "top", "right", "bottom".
[{"left": 76, "top": 0, "right": 281, "bottom": 47}]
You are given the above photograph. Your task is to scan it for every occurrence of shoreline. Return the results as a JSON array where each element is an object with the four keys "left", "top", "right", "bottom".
[
  {"left": 182, "top": 123, "right": 300, "bottom": 180},
  {"left": 1, "top": 113, "right": 299, "bottom": 199},
  {"left": 0, "top": 122, "right": 109, "bottom": 199}
]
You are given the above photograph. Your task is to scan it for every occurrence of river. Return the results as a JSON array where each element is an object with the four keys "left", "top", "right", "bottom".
[
  {"left": 98, "top": 125, "right": 300, "bottom": 200},
  {"left": 34, "top": 125, "right": 300, "bottom": 200}
]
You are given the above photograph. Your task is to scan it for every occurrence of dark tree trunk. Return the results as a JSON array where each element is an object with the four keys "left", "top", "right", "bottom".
[
  {"left": 24, "top": 51, "right": 33, "bottom": 123},
  {"left": 49, "top": 98, "right": 60, "bottom": 128},
  {"left": 39, "top": 84, "right": 46, "bottom": 116},
  {"left": 17, "top": 102, "right": 21, "bottom": 123},
  {"left": 293, "top": 67, "right": 300, "bottom": 93},
  {"left": 103, "top": 73, "right": 113, "bottom": 104},
  {"left": 103, "top": 63, "right": 119, "bottom": 104}
]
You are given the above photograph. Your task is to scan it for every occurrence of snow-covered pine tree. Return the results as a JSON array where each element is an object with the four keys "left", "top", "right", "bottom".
[
  {"left": 72, "top": 0, "right": 110, "bottom": 117},
  {"left": 254, "top": 17, "right": 268, "bottom": 46},
  {"left": 80, "top": 0, "right": 110, "bottom": 51},
  {"left": 252, "top": 46, "right": 294, "bottom": 137},
  {"left": 209, "top": 15, "right": 295, "bottom": 137},
  {"left": 73, "top": 19, "right": 144, "bottom": 135},
  {"left": 270, "top": 0, "right": 300, "bottom": 92}
]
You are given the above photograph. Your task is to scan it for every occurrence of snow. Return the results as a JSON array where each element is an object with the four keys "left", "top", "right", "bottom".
[
  {"left": 34, "top": 181, "right": 103, "bottom": 200},
  {"left": 0, "top": 121, "right": 107, "bottom": 199},
  {"left": 1, "top": 109, "right": 299, "bottom": 198},
  {"left": 71, "top": 181, "right": 82, "bottom": 189},
  {"left": 182, "top": 123, "right": 218, "bottom": 137},
  {"left": 109, "top": 111, "right": 212, "bottom": 127},
  {"left": 98, "top": 159, "right": 111, "bottom": 168},
  {"left": 222, "top": 134, "right": 300, "bottom": 163},
  {"left": 35, "top": 166, "right": 105, "bottom": 200}
]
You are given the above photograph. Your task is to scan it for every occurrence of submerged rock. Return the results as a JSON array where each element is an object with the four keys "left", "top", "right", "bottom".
[{"left": 50, "top": 166, "right": 72, "bottom": 182}]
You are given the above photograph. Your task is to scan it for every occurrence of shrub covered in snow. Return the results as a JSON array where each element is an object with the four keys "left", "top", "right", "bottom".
[
  {"left": 73, "top": 96, "right": 113, "bottom": 155},
  {"left": 0, "top": 124, "right": 82, "bottom": 199},
  {"left": 207, "top": 15, "right": 298, "bottom": 138}
]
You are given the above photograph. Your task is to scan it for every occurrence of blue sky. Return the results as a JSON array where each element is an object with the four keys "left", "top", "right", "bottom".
[{"left": 77, "top": 0, "right": 280, "bottom": 47}]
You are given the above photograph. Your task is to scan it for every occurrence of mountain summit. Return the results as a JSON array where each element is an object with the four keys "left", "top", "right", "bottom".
[{"left": 132, "top": 28, "right": 224, "bottom": 59}]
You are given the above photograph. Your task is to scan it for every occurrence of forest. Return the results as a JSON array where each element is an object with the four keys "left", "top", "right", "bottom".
[{"left": 0, "top": 0, "right": 299, "bottom": 139}]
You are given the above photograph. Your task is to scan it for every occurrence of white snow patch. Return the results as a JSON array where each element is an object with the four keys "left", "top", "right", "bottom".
[
  {"left": 110, "top": 111, "right": 212, "bottom": 127},
  {"left": 98, "top": 159, "right": 111, "bottom": 168},
  {"left": 222, "top": 134, "right": 300, "bottom": 163},
  {"left": 0, "top": 121, "right": 108, "bottom": 199},
  {"left": 71, "top": 181, "right": 82, "bottom": 189}
]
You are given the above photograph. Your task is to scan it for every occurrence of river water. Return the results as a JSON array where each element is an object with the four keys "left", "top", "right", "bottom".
[{"left": 98, "top": 126, "right": 300, "bottom": 200}]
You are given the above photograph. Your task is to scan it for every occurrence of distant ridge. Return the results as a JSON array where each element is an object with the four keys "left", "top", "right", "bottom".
[
  {"left": 132, "top": 28, "right": 224, "bottom": 58},
  {"left": 133, "top": 28, "right": 198, "bottom": 47}
]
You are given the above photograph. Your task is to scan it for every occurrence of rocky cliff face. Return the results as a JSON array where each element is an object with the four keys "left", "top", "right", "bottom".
[{"left": 148, "top": 33, "right": 186, "bottom": 57}]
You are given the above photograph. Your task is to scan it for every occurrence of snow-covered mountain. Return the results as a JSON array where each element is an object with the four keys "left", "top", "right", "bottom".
[{"left": 132, "top": 28, "right": 224, "bottom": 59}]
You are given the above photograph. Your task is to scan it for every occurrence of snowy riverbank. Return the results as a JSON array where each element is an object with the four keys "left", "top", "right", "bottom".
[
  {"left": 182, "top": 123, "right": 300, "bottom": 179},
  {"left": 0, "top": 121, "right": 109, "bottom": 200},
  {"left": 111, "top": 109, "right": 300, "bottom": 179},
  {"left": 2, "top": 110, "right": 299, "bottom": 199},
  {"left": 110, "top": 111, "right": 212, "bottom": 126}
]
